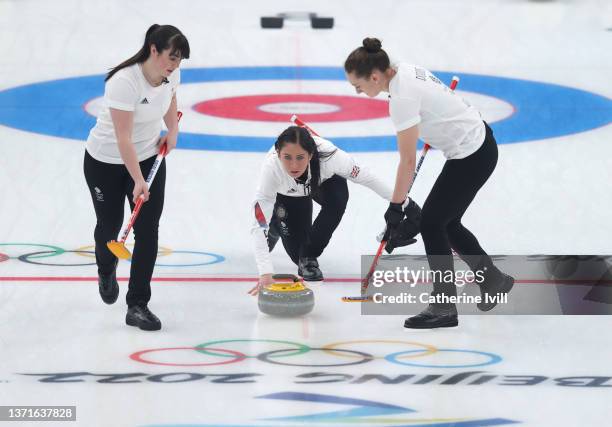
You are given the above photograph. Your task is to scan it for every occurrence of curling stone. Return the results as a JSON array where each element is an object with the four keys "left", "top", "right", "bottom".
[
  {"left": 258, "top": 274, "right": 314, "bottom": 316},
  {"left": 545, "top": 255, "right": 579, "bottom": 280}
]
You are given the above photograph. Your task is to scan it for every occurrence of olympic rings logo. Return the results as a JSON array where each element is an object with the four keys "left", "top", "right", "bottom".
[
  {"left": 130, "top": 339, "right": 503, "bottom": 369},
  {"left": 0, "top": 243, "right": 224, "bottom": 268}
]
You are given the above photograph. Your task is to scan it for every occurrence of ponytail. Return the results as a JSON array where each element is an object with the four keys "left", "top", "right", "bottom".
[{"left": 105, "top": 24, "right": 190, "bottom": 82}]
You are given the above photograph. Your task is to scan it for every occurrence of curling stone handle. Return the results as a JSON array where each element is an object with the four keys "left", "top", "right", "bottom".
[{"left": 272, "top": 274, "right": 300, "bottom": 282}]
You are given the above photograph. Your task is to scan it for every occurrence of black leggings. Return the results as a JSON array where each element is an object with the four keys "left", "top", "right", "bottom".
[
  {"left": 270, "top": 175, "right": 349, "bottom": 265},
  {"left": 83, "top": 151, "right": 165, "bottom": 307},
  {"left": 421, "top": 122, "right": 502, "bottom": 302}
]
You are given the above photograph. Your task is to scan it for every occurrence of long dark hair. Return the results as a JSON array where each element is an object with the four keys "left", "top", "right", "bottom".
[
  {"left": 344, "top": 37, "right": 390, "bottom": 78},
  {"left": 105, "top": 24, "right": 190, "bottom": 82},
  {"left": 274, "top": 126, "right": 336, "bottom": 197}
]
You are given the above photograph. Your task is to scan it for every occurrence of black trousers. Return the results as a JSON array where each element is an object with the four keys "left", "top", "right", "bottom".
[
  {"left": 420, "top": 122, "right": 502, "bottom": 304},
  {"left": 83, "top": 151, "right": 165, "bottom": 307},
  {"left": 270, "top": 175, "right": 349, "bottom": 265}
]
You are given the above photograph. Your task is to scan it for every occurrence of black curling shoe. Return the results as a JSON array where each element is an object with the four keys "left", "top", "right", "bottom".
[
  {"left": 126, "top": 305, "right": 161, "bottom": 331},
  {"left": 298, "top": 257, "right": 324, "bottom": 281},
  {"left": 404, "top": 304, "right": 459, "bottom": 329},
  {"left": 98, "top": 262, "right": 119, "bottom": 305},
  {"left": 477, "top": 274, "right": 515, "bottom": 312}
]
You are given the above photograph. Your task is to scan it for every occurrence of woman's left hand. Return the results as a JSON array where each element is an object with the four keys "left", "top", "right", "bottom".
[
  {"left": 158, "top": 130, "right": 178, "bottom": 154},
  {"left": 248, "top": 274, "right": 274, "bottom": 296}
]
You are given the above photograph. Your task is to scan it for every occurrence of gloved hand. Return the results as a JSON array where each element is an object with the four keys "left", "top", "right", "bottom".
[
  {"left": 385, "top": 235, "right": 417, "bottom": 254},
  {"left": 382, "top": 198, "right": 422, "bottom": 254},
  {"left": 383, "top": 201, "right": 405, "bottom": 241}
]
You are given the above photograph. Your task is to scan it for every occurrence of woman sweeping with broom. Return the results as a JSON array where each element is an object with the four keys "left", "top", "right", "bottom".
[{"left": 84, "top": 24, "right": 189, "bottom": 331}]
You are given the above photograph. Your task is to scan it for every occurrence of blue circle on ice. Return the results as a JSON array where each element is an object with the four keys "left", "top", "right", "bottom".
[{"left": 0, "top": 66, "right": 610, "bottom": 152}]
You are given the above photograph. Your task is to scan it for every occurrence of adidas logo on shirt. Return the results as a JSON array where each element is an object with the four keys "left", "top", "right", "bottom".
[{"left": 140, "top": 98, "right": 149, "bottom": 104}]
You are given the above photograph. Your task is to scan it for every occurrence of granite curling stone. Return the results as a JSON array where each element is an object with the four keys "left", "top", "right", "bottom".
[{"left": 258, "top": 274, "right": 314, "bottom": 316}]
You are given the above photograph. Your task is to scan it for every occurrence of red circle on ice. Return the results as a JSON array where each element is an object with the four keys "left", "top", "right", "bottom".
[{"left": 193, "top": 94, "right": 389, "bottom": 122}]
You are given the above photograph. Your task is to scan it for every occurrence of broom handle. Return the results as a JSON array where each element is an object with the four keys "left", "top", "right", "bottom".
[{"left": 117, "top": 111, "right": 182, "bottom": 244}]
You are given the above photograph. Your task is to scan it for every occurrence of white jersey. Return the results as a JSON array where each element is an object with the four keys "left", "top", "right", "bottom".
[
  {"left": 251, "top": 136, "right": 392, "bottom": 275},
  {"left": 388, "top": 62, "right": 485, "bottom": 160},
  {"left": 86, "top": 63, "right": 180, "bottom": 164}
]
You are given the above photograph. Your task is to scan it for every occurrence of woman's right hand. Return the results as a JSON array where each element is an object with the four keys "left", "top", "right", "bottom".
[
  {"left": 248, "top": 274, "right": 275, "bottom": 296},
  {"left": 132, "top": 178, "right": 150, "bottom": 203}
]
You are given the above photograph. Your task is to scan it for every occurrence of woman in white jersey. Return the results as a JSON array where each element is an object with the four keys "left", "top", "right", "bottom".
[
  {"left": 248, "top": 125, "right": 406, "bottom": 294},
  {"left": 345, "top": 38, "right": 514, "bottom": 329},
  {"left": 84, "top": 24, "right": 189, "bottom": 331}
]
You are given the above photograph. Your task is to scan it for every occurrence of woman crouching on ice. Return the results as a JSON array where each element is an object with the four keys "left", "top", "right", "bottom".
[{"left": 248, "top": 126, "right": 417, "bottom": 294}]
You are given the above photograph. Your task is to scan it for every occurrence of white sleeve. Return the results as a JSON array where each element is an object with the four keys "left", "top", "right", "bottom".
[
  {"left": 329, "top": 149, "right": 393, "bottom": 201},
  {"left": 250, "top": 160, "right": 280, "bottom": 276},
  {"left": 105, "top": 75, "right": 138, "bottom": 112},
  {"left": 390, "top": 96, "right": 421, "bottom": 132}
]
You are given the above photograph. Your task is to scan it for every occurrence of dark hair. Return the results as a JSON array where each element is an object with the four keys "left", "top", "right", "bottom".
[
  {"left": 344, "top": 37, "right": 390, "bottom": 78},
  {"left": 274, "top": 126, "right": 337, "bottom": 197},
  {"left": 105, "top": 24, "right": 190, "bottom": 82}
]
